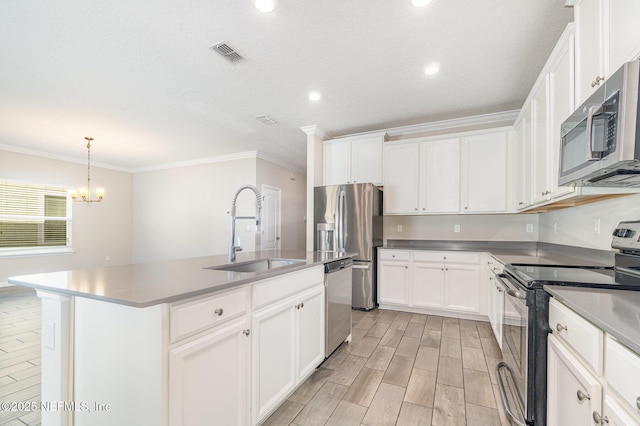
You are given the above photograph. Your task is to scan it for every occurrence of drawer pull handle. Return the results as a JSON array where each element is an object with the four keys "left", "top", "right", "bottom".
[
  {"left": 243, "top": 329, "right": 251, "bottom": 336},
  {"left": 576, "top": 390, "right": 590, "bottom": 403},
  {"left": 593, "top": 411, "right": 608, "bottom": 424},
  {"left": 214, "top": 308, "right": 224, "bottom": 316},
  {"left": 300, "top": 302, "right": 304, "bottom": 309},
  {"left": 556, "top": 323, "right": 567, "bottom": 333}
]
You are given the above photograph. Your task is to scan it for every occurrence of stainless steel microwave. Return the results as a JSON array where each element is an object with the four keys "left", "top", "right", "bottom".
[{"left": 559, "top": 60, "right": 640, "bottom": 186}]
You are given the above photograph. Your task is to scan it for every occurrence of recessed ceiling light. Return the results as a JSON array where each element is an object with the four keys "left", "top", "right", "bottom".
[
  {"left": 424, "top": 63, "right": 441, "bottom": 76},
  {"left": 254, "top": 0, "right": 275, "bottom": 13},
  {"left": 308, "top": 91, "right": 322, "bottom": 102},
  {"left": 411, "top": 0, "right": 433, "bottom": 7}
]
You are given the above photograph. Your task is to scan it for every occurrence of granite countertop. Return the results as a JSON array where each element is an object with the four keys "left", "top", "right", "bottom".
[
  {"left": 544, "top": 286, "right": 640, "bottom": 355},
  {"left": 8, "top": 250, "right": 355, "bottom": 308},
  {"left": 382, "top": 240, "right": 614, "bottom": 268}
]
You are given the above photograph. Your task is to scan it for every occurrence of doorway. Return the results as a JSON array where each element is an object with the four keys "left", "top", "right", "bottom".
[{"left": 261, "top": 185, "right": 281, "bottom": 250}]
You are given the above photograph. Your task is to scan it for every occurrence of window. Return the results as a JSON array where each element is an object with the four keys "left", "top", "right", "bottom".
[{"left": 0, "top": 181, "right": 72, "bottom": 255}]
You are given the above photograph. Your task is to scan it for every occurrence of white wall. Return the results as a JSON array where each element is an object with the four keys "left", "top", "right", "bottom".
[
  {"left": 383, "top": 214, "right": 539, "bottom": 244},
  {"left": 539, "top": 194, "right": 640, "bottom": 250},
  {"left": 0, "top": 149, "right": 133, "bottom": 282},
  {"left": 131, "top": 157, "right": 257, "bottom": 263},
  {"left": 256, "top": 159, "right": 306, "bottom": 252}
]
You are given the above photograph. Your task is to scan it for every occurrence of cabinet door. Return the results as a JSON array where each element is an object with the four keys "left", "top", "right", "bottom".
[
  {"left": 548, "top": 30, "right": 577, "bottom": 199},
  {"left": 352, "top": 137, "right": 383, "bottom": 185},
  {"left": 574, "top": 0, "right": 606, "bottom": 104},
  {"left": 608, "top": 0, "right": 640, "bottom": 76},
  {"left": 421, "top": 138, "right": 460, "bottom": 213},
  {"left": 531, "top": 76, "right": 551, "bottom": 205},
  {"left": 603, "top": 393, "right": 640, "bottom": 426},
  {"left": 515, "top": 108, "right": 533, "bottom": 210},
  {"left": 324, "top": 140, "right": 351, "bottom": 185},
  {"left": 378, "top": 260, "right": 409, "bottom": 305},
  {"left": 296, "top": 285, "right": 325, "bottom": 380},
  {"left": 384, "top": 142, "right": 420, "bottom": 214},
  {"left": 169, "top": 318, "right": 249, "bottom": 426},
  {"left": 488, "top": 275, "right": 504, "bottom": 349},
  {"left": 412, "top": 261, "right": 445, "bottom": 308},
  {"left": 444, "top": 263, "right": 481, "bottom": 313},
  {"left": 252, "top": 299, "right": 297, "bottom": 424},
  {"left": 547, "top": 334, "right": 602, "bottom": 426},
  {"left": 461, "top": 132, "right": 508, "bottom": 213}
]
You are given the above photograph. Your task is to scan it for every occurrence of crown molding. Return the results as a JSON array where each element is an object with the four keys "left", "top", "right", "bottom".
[
  {"left": 132, "top": 151, "right": 260, "bottom": 173},
  {"left": 300, "top": 124, "right": 329, "bottom": 140},
  {"left": 0, "top": 143, "right": 130, "bottom": 172}
]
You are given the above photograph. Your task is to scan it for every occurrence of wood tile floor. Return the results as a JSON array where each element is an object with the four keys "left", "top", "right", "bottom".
[
  {"left": 0, "top": 287, "right": 42, "bottom": 426},
  {"left": 264, "top": 309, "right": 510, "bottom": 426}
]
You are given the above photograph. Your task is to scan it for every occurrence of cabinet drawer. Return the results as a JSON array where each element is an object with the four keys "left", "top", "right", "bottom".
[
  {"left": 413, "top": 251, "right": 480, "bottom": 264},
  {"left": 605, "top": 335, "right": 640, "bottom": 418},
  {"left": 252, "top": 266, "right": 324, "bottom": 310},
  {"left": 379, "top": 250, "right": 410, "bottom": 261},
  {"left": 170, "top": 288, "right": 247, "bottom": 343},
  {"left": 549, "top": 298, "right": 604, "bottom": 374}
]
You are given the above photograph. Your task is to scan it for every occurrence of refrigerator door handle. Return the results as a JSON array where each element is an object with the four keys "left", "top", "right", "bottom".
[
  {"left": 352, "top": 263, "right": 370, "bottom": 270},
  {"left": 337, "top": 190, "right": 346, "bottom": 252}
]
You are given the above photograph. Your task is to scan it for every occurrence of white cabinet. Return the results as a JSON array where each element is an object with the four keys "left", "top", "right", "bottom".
[
  {"left": 169, "top": 318, "right": 250, "bottom": 426},
  {"left": 383, "top": 142, "right": 420, "bottom": 214},
  {"left": 547, "top": 297, "right": 640, "bottom": 426},
  {"left": 515, "top": 104, "right": 533, "bottom": 210},
  {"left": 378, "top": 250, "right": 484, "bottom": 319},
  {"left": 547, "top": 334, "right": 603, "bottom": 426},
  {"left": 573, "top": 0, "right": 640, "bottom": 105},
  {"left": 461, "top": 132, "right": 508, "bottom": 213},
  {"left": 486, "top": 257, "right": 504, "bottom": 349},
  {"left": 323, "top": 133, "right": 386, "bottom": 186},
  {"left": 531, "top": 75, "right": 551, "bottom": 205},
  {"left": 251, "top": 283, "right": 324, "bottom": 424},
  {"left": 574, "top": 0, "right": 607, "bottom": 104},
  {"left": 420, "top": 138, "right": 460, "bottom": 213},
  {"left": 378, "top": 250, "right": 410, "bottom": 305}
]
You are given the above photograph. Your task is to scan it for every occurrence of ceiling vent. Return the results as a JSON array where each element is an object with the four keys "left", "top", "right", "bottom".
[
  {"left": 209, "top": 41, "right": 246, "bottom": 64},
  {"left": 255, "top": 115, "right": 277, "bottom": 125}
]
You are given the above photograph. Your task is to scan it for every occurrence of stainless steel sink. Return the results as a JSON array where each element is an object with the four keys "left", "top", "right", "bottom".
[{"left": 206, "top": 258, "right": 306, "bottom": 273}]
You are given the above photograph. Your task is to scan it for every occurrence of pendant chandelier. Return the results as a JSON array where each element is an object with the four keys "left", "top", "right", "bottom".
[{"left": 70, "top": 137, "right": 104, "bottom": 203}]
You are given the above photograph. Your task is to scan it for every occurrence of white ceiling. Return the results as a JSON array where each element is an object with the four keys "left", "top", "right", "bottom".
[{"left": 0, "top": 0, "right": 573, "bottom": 172}]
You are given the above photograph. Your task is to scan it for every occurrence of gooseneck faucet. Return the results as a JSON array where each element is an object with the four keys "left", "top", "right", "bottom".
[{"left": 229, "top": 184, "right": 262, "bottom": 263}]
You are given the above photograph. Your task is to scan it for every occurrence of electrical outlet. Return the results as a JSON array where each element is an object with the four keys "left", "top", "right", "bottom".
[
  {"left": 554, "top": 222, "right": 558, "bottom": 235},
  {"left": 595, "top": 218, "right": 601, "bottom": 235},
  {"left": 454, "top": 224, "right": 461, "bottom": 233},
  {"left": 397, "top": 224, "right": 403, "bottom": 233},
  {"left": 105, "top": 255, "right": 110, "bottom": 262},
  {"left": 526, "top": 224, "right": 534, "bottom": 233}
]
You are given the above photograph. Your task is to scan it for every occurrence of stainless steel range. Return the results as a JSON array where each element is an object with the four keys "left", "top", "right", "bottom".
[{"left": 496, "top": 220, "right": 640, "bottom": 426}]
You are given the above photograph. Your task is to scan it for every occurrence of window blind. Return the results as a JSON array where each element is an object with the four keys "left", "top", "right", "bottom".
[{"left": 0, "top": 182, "right": 71, "bottom": 249}]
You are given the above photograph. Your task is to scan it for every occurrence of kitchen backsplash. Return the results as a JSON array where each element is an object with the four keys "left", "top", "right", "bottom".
[{"left": 383, "top": 214, "right": 539, "bottom": 245}]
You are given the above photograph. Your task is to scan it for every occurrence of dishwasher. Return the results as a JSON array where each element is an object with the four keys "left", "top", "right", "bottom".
[{"left": 324, "top": 258, "right": 353, "bottom": 358}]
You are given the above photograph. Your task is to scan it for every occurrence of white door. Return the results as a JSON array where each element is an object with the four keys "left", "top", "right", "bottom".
[
  {"left": 421, "top": 138, "right": 460, "bottom": 213},
  {"left": 261, "top": 185, "right": 281, "bottom": 250},
  {"left": 169, "top": 318, "right": 249, "bottom": 426},
  {"left": 574, "top": 0, "right": 606, "bottom": 104},
  {"left": 296, "top": 285, "right": 325, "bottom": 380},
  {"left": 445, "top": 264, "right": 481, "bottom": 313},
  {"left": 378, "top": 261, "right": 410, "bottom": 305},
  {"left": 252, "top": 298, "right": 297, "bottom": 425},
  {"left": 531, "top": 76, "right": 551, "bottom": 205},
  {"left": 324, "top": 140, "right": 351, "bottom": 185},
  {"left": 383, "top": 142, "right": 420, "bottom": 214},
  {"left": 547, "top": 334, "right": 602, "bottom": 426},
  {"left": 352, "top": 137, "right": 383, "bottom": 185},
  {"left": 412, "top": 262, "right": 445, "bottom": 309}
]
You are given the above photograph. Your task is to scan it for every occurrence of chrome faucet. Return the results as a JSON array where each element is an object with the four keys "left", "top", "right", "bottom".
[{"left": 229, "top": 184, "right": 262, "bottom": 263}]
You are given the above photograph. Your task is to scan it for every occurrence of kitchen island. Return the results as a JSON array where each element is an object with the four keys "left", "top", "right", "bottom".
[{"left": 8, "top": 250, "right": 353, "bottom": 426}]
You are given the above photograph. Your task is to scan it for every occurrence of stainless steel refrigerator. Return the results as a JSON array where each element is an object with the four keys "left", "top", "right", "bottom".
[{"left": 314, "top": 183, "right": 383, "bottom": 310}]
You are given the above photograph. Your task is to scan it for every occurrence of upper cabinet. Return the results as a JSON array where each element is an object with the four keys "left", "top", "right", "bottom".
[
  {"left": 384, "top": 129, "right": 511, "bottom": 215},
  {"left": 572, "top": 0, "right": 640, "bottom": 105},
  {"left": 323, "top": 132, "right": 386, "bottom": 186}
]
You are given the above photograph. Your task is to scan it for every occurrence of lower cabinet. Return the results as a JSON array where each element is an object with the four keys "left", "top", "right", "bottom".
[
  {"left": 487, "top": 272, "right": 504, "bottom": 349},
  {"left": 169, "top": 317, "right": 250, "bottom": 426},
  {"left": 251, "top": 284, "right": 325, "bottom": 425},
  {"left": 547, "top": 297, "right": 640, "bottom": 426},
  {"left": 378, "top": 249, "right": 485, "bottom": 319},
  {"left": 547, "top": 334, "right": 602, "bottom": 426}
]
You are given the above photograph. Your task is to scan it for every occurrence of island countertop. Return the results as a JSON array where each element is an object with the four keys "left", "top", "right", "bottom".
[{"left": 7, "top": 250, "right": 355, "bottom": 308}]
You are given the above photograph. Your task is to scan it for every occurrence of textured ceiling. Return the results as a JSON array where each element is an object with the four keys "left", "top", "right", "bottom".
[{"left": 0, "top": 0, "right": 573, "bottom": 172}]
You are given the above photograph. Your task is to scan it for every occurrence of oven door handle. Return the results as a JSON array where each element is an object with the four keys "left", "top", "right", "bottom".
[
  {"left": 496, "top": 361, "right": 526, "bottom": 426},
  {"left": 497, "top": 274, "right": 527, "bottom": 300}
]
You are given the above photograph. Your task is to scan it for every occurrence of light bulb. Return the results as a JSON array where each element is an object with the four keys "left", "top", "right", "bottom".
[
  {"left": 424, "top": 63, "right": 441, "bottom": 76},
  {"left": 308, "top": 91, "right": 322, "bottom": 102},
  {"left": 254, "top": 0, "right": 275, "bottom": 13},
  {"left": 411, "top": 0, "right": 433, "bottom": 7}
]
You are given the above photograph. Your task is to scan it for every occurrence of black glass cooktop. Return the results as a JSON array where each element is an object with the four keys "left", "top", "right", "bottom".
[{"left": 505, "top": 264, "right": 640, "bottom": 290}]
